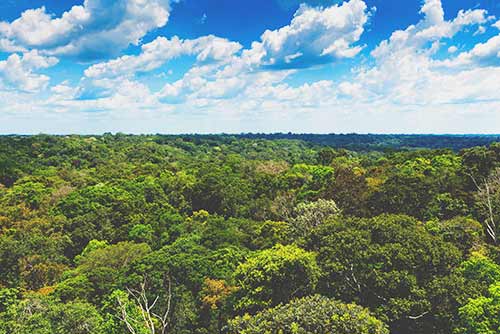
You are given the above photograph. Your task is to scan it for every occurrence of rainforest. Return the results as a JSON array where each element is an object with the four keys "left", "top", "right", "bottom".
[{"left": 0, "top": 134, "right": 500, "bottom": 334}]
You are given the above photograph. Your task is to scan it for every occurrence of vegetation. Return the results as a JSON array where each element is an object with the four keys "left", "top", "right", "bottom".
[{"left": 0, "top": 134, "right": 500, "bottom": 333}]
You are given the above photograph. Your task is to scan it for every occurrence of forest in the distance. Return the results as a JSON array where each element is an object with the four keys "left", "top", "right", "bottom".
[{"left": 1, "top": 134, "right": 500, "bottom": 334}]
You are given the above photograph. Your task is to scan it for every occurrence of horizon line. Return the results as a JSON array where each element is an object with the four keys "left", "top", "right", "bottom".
[{"left": 1, "top": 133, "right": 500, "bottom": 137}]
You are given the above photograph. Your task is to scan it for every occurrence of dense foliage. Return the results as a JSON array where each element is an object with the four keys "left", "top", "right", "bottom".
[
  {"left": 228, "top": 295, "right": 389, "bottom": 334},
  {"left": 0, "top": 134, "right": 500, "bottom": 333}
]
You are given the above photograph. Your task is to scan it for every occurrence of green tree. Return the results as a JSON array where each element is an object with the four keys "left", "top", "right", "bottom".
[
  {"left": 308, "top": 214, "right": 462, "bottom": 333},
  {"left": 62, "top": 241, "right": 151, "bottom": 303},
  {"left": 228, "top": 295, "right": 389, "bottom": 334},
  {"left": 233, "top": 244, "right": 320, "bottom": 313},
  {"left": 129, "top": 224, "right": 154, "bottom": 244},
  {"left": 426, "top": 217, "right": 484, "bottom": 256},
  {"left": 426, "top": 193, "right": 469, "bottom": 220},
  {"left": 459, "top": 252, "right": 500, "bottom": 288},
  {"left": 291, "top": 199, "right": 340, "bottom": 237},
  {"left": 456, "top": 283, "right": 500, "bottom": 334},
  {"left": 0, "top": 295, "right": 105, "bottom": 334}
]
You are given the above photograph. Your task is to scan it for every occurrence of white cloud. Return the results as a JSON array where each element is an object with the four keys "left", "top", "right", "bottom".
[
  {"left": 420, "top": 0, "right": 444, "bottom": 25},
  {"left": 85, "top": 0, "right": 370, "bottom": 87},
  {"left": 79, "top": 35, "right": 242, "bottom": 101},
  {"left": 248, "top": 0, "right": 371, "bottom": 69},
  {"left": 0, "top": 38, "right": 26, "bottom": 53},
  {"left": 50, "top": 81, "right": 78, "bottom": 99},
  {"left": 441, "top": 35, "right": 500, "bottom": 67},
  {"left": 83, "top": 0, "right": 371, "bottom": 103},
  {"left": 323, "top": 0, "right": 500, "bottom": 118},
  {"left": 371, "top": 3, "right": 488, "bottom": 61},
  {"left": 157, "top": 63, "right": 250, "bottom": 102},
  {"left": 473, "top": 26, "right": 487, "bottom": 36},
  {"left": 0, "top": 0, "right": 176, "bottom": 61},
  {"left": 208, "top": 0, "right": 500, "bottom": 120},
  {"left": 84, "top": 35, "right": 242, "bottom": 79},
  {"left": 42, "top": 77, "right": 166, "bottom": 116},
  {"left": 0, "top": 50, "right": 58, "bottom": 92},
  {"left": 154, "top": 0, "right": 371, "bottom": 104}
]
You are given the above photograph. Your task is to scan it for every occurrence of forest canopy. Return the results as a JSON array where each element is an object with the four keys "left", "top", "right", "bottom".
[{"left": 1, "top": 134, "right": 500, "bottom": 334}]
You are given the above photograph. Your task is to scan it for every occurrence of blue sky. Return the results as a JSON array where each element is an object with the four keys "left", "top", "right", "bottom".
[{"left": 0, "top": 0, "right": 500, "bottom": 134}]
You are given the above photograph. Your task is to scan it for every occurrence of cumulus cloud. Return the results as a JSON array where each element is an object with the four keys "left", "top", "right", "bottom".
[
  {"left": 78, "top": 34, "right": 242, "bottom": 102},
  {"left": 0, "top": 0, "right": 176, "bottom": 61},
  {"left": 85, "top": 0, "right": 370, "bottom": 86},
  {"left": 176, "top": 0, "right": 498, "bottom": 120},
  {"left": 84, "top": 35, "right": 242, "bottom": 79},
  {"left": 440, "top": 17, "right": 500, "bottom": 68},
  {"left": 154, "top": 0, "right": 371, "bottom": 104},
  {"left": 371, "top": 2, "right": 488, "bottom": 61},
  {"left": 442, "top": 35, "right": 500, "bottom": 67},
  {"left": 332, "top": 0, "right": 500, "bottom": 109},
  {"left": 0, "top": 50, "right": 58, "bottom": 92},
  {"left": 157, "top": 0, "right": 493, "bottom": 110},
  {"left": 157, "top": 63, "right": 293, "bottom": 103},
  {"left": 248, "top": 0, "right": 371, "bottom": 69},
  {"left": 0, "top": 38, "right": 26, "bottom": 53},
  {"left": 80, "top": 0, "right": 371, "bottom": 104},
  {"left": 50, "top": 81, "right": 78, "bottom": 98}
]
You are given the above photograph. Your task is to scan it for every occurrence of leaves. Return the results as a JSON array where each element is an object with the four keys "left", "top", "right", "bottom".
[{"left": 229, "top": 295, "right": 389, "bottom": 334}]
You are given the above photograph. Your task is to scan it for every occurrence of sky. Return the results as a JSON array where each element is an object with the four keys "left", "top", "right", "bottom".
[{"left": 1, "top": 0, "right": 500, "bottom": 134}]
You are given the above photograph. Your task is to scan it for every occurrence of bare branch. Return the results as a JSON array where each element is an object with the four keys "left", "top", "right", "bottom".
[
  {"left": 152, "top": 276, "right": 172, "bottom": 334},
  {"left": 470, "top": 170, "right": 499, "bottom": 244},
  {"left": 408, "top": 311, "right": 429, "bottom": 320},
  {"left": 117, "top": 296, "right": 138, "bottom": 334},
  {"left": 118, "top": 275, "right": 173, "bottom": 334}
]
